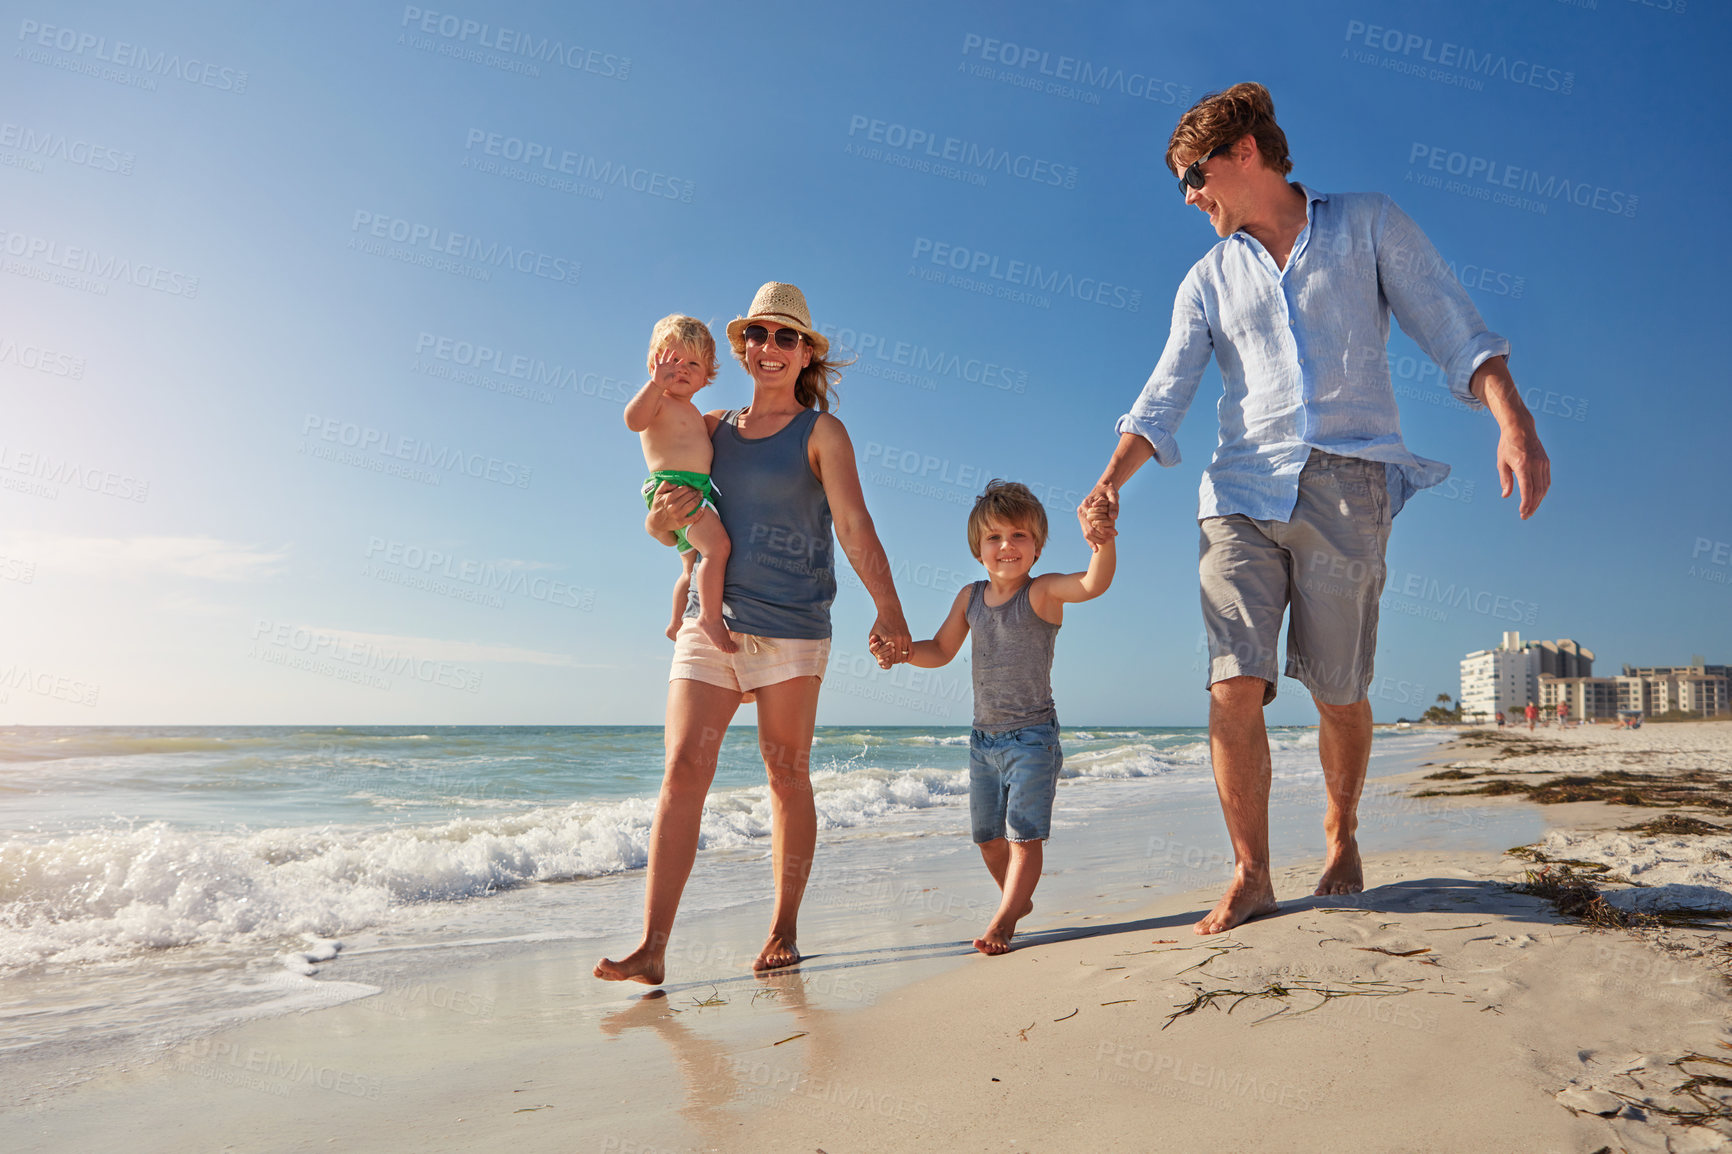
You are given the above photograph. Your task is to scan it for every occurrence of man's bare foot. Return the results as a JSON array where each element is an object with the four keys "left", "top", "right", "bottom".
[
  {"left": 752, "top": 933, "right": 799, "bottom": 972},
  {"left": 699, "top": 616, "right": 738, "bottom": 654},
  {"left": 1193, "top": 872, "right": 1278, "bottom": 935},
  {"left": 594, "top": 945, "right": 666, "bottom": 985},
  {"left": 1314, "top": 839, "right": 1363, "bottom": 896}
]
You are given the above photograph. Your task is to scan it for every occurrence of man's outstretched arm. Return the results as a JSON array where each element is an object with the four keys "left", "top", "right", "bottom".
[{"left": 1469, "top": 355, "right": 1550, "bottom": 520}]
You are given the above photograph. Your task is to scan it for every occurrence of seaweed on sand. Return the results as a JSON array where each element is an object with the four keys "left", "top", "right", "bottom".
[
  {"left": 1162, "top": 978, "right": 1416, "bottom": 1030},
  {"left": 1417, "top": 768, "right": 1732, "bottom": 812}
]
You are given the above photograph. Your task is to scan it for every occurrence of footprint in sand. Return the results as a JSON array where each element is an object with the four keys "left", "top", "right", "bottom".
[{"left": 1490, "top": 934, "right": 1539, "bottom": 948}]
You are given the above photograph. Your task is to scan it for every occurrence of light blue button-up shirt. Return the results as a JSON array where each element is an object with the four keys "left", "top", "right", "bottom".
[{"left": 1117, "top": 185, "right": 1508, "bottom": 520}]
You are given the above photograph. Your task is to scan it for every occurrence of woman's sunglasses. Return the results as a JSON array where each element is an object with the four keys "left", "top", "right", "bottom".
[
  {"left": 1177, "top": 142, "right": 1232, "bottom": 198},
  {"left": 743, "top": 324, "right": 806, "bottom": 351}
]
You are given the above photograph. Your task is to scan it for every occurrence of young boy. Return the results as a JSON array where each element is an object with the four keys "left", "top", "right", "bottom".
[
  {"left": 880, "top": 480, "right": 1116, "bottom": 955},
  {"left": 625, "top": 315, "right": 735, "bottom": 653}
]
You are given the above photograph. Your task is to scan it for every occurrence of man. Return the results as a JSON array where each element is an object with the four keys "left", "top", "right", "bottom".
[{"left": 1086, "top": 83, "right": 1550, "bottom": 935}]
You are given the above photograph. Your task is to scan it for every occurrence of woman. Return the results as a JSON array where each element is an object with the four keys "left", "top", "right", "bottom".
[{"left": 595, "top": 282, "right": 911, "bottom": 983}]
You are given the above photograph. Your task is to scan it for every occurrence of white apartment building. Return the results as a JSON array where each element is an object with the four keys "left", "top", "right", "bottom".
[{"left": 1460, "top": 631, "right": 1539, "bottom": 722}]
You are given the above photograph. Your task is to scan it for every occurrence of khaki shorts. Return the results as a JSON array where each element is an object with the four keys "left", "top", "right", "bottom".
[
  {"left": 1199, "top": 450, "right": 1392, "bottom": 706},
  {"left": 669, "top": 616, "right": 830, "bottom": 702}
]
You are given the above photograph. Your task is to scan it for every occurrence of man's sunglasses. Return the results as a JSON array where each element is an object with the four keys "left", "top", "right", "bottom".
[
  {"left": 1177, "top": 142, "right": 1232, "bottom": 198},
  {"left": 743, "top": 324, "right": 805, "bottom": 351}
]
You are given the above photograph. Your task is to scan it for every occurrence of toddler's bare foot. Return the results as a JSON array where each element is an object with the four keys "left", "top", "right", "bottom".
[
  {"left": 699, "top": 616, "right": 737, "bottom": 654},
  {"left": 594, "top": 945, "right": 666, "bottom": 986},
  {"left": 973, "top": 919, "right": 1016, "bottom": 956},
  {"left": 753, "top": 933, "right": 800, "bottom": 971}
]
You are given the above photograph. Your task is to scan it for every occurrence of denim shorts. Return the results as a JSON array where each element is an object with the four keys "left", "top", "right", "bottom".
[{"left": 968, "top": 721, "right": 1062, "bottom": 844}]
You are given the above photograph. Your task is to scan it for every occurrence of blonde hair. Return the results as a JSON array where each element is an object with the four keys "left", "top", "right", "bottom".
[
  {"left": 967, "top": 480, "right": 1049, "bottom": 559},
  {"left": 646, "top": 314, "right": 718, "bottom": 383},
  {"left": 1165, "top": 82, "right": 1293, "bottom": 178}
]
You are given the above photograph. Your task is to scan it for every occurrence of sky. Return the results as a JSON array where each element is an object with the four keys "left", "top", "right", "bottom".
[{"left": 1, "top": 0, "right": 1726, "bottom": 727}]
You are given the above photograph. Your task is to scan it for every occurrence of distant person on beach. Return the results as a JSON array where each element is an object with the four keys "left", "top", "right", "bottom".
[
  {"left": 625, "top": 316, "right": 734, "bottom": 653},
  {"left": 596, "top": 282, "right": 911, "bottom": 984},
  {"left": 1526, "top": 702, "right": 1538, "bottom": 730},
  {"left": 888, "top": 481, "right": 1116, "bottom": 954},
  {"left": 1084, "top": 83, "right": 1551, "bottom": 935},
  {"left": 1556, "top": 701, "right": 1569, "bottom": 728},
  {"left": 1496, "top": 710, "right": 1506, "bottom": 728}
]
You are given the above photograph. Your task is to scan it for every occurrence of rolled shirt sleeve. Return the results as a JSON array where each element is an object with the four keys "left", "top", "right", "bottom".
[
  {"left": 1375, "top": 196, "right": 1509, "bottom": 409},
  {"left": 1115, "top": 272, "right": 1212, "bottom": 468}
]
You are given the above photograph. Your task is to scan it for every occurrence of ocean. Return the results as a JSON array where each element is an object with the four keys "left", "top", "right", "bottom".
[{"left": 2, "top": 723, "right": 1515, "bottom": 1095}]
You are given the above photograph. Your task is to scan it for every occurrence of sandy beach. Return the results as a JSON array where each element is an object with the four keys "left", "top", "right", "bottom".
[{"left": 8, "top": 723, "right": 1731, "bottom": 1153}]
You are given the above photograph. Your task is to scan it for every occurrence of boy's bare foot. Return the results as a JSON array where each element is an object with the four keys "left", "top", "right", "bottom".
[
  {"left": 1314, "top": 838, "right": 1363, "bottom": 896},
  {"left": 699, "top": 617, "right": 738, "bottom": 654},
  {"left": 594, "top": 945, "right": 666, "bottom": 985},
  {"left": 973, "top": 920, "right": 1015, "bottom": 955},
  {"left": 752, "top": 933, "right": 799, "bottom": 971},
  {"left": 1193, "top": 870, "right": 1278, "bottom": 935}
]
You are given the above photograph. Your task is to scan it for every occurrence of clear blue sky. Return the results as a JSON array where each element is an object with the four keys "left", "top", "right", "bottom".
[{"left": 2, "top": 0, "right": 1725, "bottom": 726}]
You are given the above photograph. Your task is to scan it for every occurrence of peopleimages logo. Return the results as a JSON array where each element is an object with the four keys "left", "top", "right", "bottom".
[
  {"left": 818, "top": 322, "right": 1028, "bottom": 394},
  {"left": 1406, "top": 143, "right": 1637, "bottom": 218},
  {"left": 349, "top": 211, "right": 580, "bottom": 284},
  {"left": 300, "top": 414, "right": 533, "bottom": 489},
  {"left": 1343, "top": 20, "right": 1574, "bottom": 94},
  {"left": 845, "top": 115, "right": 1077, "bottom": 188},
  {"left": 0, "top": 227, "right": 199, "bottom": 296},
  {"left": 910, "top": 237, "right": 1142, "bottom": 311},
  {"left": 399, "top": 7, "right": 629, "bottom": 78},
  {"left": 462, "top": 129, "right": 693, "bottom": 202},
  {"left": 16, "top": 19, "right": 249, "bottom": 91},
  {"left": 959, "top": 34, "right": 1191, "bottom": 105},
  {"left": 0, "top": 121, "right": 134, "bottom": 174}
]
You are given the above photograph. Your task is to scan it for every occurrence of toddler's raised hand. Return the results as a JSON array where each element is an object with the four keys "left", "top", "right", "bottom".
[{"left": 651, "top": 348, "right": 682, "bottom": 388}]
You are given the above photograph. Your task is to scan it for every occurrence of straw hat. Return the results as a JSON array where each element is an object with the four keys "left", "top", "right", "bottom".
[{"left": 725, "top": 282, "right": 829, "bottom": 359}]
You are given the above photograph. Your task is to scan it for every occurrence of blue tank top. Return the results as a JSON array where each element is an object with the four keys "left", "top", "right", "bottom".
[{"left": 685, "top": 407, "right": 835, "bottom": 639}]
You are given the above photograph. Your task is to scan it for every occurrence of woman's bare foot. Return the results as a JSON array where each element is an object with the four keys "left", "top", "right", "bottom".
[
  {"left": 752, "top": 933, "right": 800, "bottom": 971},
  {"left": 973, "top": 919, "right": 1015, "bottom": 956},
  {"left": 594, "top": 945, "right": 666, "bottom": 985},
  {"left": 699, "top": 616, "right": 738, "bottom": 654},
  {"left": 1193, "top": 869, "right": 1278, "bottom": 935},
  {"left": 1314, "top": 839, "right": 1363, "bottom": 896}
]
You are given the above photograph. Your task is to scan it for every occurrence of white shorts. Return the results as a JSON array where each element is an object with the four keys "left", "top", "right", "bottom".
[{"left": 669, "top": 617, "right": 829, "bottom": 702}]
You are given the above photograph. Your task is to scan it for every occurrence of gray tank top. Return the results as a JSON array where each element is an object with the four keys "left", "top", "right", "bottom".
[
  {"left": 685, "top": 407, "right": 834, "bottom": 639},
  {"left": 966, "top": 580, "right": 1059, "bottom": 732}
]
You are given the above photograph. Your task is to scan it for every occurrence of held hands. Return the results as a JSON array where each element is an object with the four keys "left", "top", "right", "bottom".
[
  {"left": 1079, "top": 484, "right": 1119, "bottom": 547},
  {"left": 867, "top": 609, "right": 913, "bottom": 670}
]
